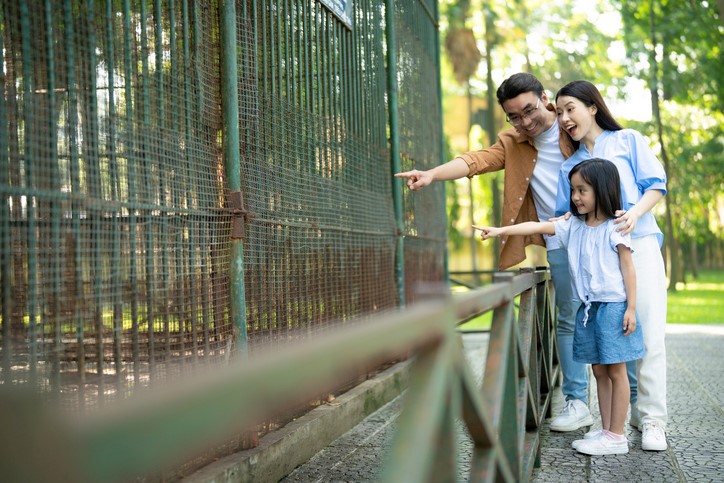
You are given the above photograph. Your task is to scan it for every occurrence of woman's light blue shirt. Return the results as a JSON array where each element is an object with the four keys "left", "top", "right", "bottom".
[{"left": 555, "top": 129, "right": 667, "bottom": 247}]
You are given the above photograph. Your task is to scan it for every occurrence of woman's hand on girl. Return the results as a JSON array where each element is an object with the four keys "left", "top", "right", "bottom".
[
  {"left": 614, "top": 209, "right": 640, "bottom": 236},
  {"left": 547, "top": 212, "right": 571, "bottom": 222}
]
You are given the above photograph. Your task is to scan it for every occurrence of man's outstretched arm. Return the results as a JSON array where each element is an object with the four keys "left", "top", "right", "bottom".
[{"left": 394, "top": 157, "right": 469, "bottom": 191}]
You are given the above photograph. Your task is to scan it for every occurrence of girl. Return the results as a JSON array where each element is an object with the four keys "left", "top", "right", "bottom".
[
  {"left": 555, "top": 80, "right": 668, "bottom": 452},
  {"left": 474, "top": 158, "right": 644, "bottom": 456}
]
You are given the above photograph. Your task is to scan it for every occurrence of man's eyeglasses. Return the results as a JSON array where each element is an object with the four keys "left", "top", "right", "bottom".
[{"left": 506, "top": 98, "right": 541, "bottom": 125}]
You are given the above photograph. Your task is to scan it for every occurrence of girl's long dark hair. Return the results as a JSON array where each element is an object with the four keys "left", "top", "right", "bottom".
[
  {"left": 556, "top": 80, "right": 624, "bottom": 149},
  {"left": 569, "top": 158, "right": 622, "bottom": 220}
]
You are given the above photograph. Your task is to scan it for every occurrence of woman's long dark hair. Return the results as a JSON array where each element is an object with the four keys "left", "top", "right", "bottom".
[
  {"left": 556, "top": 80, "right": 624, "bottom": 149},
  {"left": 569, "top": 158, "right": 622, "bottom": 220}
]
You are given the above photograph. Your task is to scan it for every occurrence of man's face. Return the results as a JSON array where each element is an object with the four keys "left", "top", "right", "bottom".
[{"left": 501, "top": 91, "right": 555, "bottom": 138}]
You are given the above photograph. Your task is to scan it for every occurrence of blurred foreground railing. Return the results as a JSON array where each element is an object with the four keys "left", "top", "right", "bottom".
[{"left": 0, "top": 268, "right": 559, "bottom": 482}]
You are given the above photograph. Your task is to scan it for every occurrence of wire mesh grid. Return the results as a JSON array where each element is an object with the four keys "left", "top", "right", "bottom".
[
  {"left": 394, "top": 0, "right": 447, "bottom": 303},
  {"left": 1, "top": 0, "right": 445, "bottom": 477},
  {"left": 239, "top": 0, "right": 399, "bottom": 351},
  {"left": 0, "top": 0, "right": 231, "bottom": 411}
]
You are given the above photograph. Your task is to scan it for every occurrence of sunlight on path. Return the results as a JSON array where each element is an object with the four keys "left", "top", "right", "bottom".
[{"left": 665, "top": 323, "right": 724, "bottom": 335}]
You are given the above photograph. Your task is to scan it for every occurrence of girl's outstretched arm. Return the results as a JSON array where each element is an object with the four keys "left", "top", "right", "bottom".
[
  {"left": 472, "top": 221, "right": 555, "bottom": 240},
  {"left": 619, "top": 245, "right": 637, "bottom": 336}
]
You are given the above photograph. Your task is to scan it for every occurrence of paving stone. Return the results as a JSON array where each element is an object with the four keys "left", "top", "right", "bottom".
[{"left": 281, "top": 325, "right": 724, "bottom": 482}]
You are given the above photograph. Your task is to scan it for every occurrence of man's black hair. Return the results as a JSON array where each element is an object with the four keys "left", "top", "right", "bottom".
[{"left": 496, "top": 73, "right": 544, "bottom": 105}]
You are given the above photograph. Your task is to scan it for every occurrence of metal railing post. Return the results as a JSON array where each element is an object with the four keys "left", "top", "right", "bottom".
[
  {"left": 385, "top": 0, "right": 405, "bottom": 306},
  {"left": 433, "top": 0, "right": 449, "bottom": 288},
  {"left": 220, "top": 0, "right": 248, "bottom": 356}
]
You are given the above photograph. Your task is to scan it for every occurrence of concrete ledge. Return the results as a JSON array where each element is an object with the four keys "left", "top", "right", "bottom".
[{"left": 183, "top": 360, "right": 411, "bottom": 483}]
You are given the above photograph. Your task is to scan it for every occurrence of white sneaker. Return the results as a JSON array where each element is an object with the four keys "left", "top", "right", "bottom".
[
  {"left": 571, "top": 429, "right": 603, "bottom": 450},
  {"left": 576, "top": 433, "right": 629, "bottom": 455},
  {"left": 641, "top": 422, "right": 668, "bottom": 451},
  {"left": 630, "top": 404, "right": 642, "bottom": 430},
  {"left": 550, "top": 399, "right": 594, "bottom": 432}
]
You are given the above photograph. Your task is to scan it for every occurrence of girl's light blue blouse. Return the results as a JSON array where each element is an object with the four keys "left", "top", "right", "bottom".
[
  {"left": 553, "top": 216, "right": 631, "bottom": 305},
  {"left": 555, "top": 129, "right": 667, "bottom": 247}
]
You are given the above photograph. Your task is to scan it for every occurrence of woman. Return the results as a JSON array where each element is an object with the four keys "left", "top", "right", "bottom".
[{"left": 554, "top": 80, "right": 668, "bottom": 452}]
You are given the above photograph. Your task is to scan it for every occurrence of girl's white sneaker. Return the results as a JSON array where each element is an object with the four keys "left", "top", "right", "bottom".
[
  {"left": 571, "top": 428, "right": 603, "bottom": 450},
  {"left": 575, "top": 433, "right": 629, "bottom": 456}
]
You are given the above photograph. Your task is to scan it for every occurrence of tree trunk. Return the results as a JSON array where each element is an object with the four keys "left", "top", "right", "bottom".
[
  {"left": 690, "top": 240, "right": 699, "bottom": 279},
  {"left": 484, "top": 9, "right": 500, "bottom": 269},
  {"left": 648, "top": 0, "right": 680, "bottom": 291},
  {"left": 466, "top": 85, "right": 478, "bottom": 275}
]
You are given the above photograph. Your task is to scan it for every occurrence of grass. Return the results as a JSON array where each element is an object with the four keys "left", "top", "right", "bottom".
[
  {"left": 458, "top": 311, "right": 493, "bottom": 332},
  {"left": 457, "top": 269, "right": 724, "bottom": 331},
  {"left": 667, "top": 269, "right": 724, "bottom": 325}
]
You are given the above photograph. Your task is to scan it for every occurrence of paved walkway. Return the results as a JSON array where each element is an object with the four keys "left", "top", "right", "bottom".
[{"left": 282, "top": 324, "right": 724, "bottom": 482}]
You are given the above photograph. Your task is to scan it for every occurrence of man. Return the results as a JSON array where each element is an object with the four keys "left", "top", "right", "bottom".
[{"left": 395, "top": 72, "right": 594, "bottom": 432}]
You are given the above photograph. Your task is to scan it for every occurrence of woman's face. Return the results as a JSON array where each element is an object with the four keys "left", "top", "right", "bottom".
[{"left": 556, "top": 96, "right": 597, "bottom": 142}]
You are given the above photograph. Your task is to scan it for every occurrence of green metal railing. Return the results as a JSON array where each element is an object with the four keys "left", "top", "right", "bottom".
[
  {"left": 0, "top": 268, "right": 559, "bottom": 482},
  {"left": 389, "top": 268, "right": 559, "bottom": 482}
]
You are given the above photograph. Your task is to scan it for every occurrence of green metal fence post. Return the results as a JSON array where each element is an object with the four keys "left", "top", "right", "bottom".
[
  {"left": 221, "top": 0, "right": 248, "bottom": 356},
  {"left": 433, "top": 0, "right": 450, "bottom": 288},
  {"left": 386, "top": 0, "right": 405, "bottom": 306},
  {"left": 0, "top": 2, "right": 11, "bottom": 384}
]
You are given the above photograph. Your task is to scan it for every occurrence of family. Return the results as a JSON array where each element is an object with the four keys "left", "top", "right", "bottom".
[{"left": 395, "top": 73, "right": 668, "bottom": 456}]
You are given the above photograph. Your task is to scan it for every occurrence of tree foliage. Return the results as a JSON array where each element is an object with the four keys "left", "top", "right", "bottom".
[
  {"left": 440, "top": 0, "right": 724, "bottom": 272},
  {"left": 613, "top": 0, "right": 724, "bottom": 276},
  {"left": 616, "top": 0, "right": 724, "bottom": 113}
]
